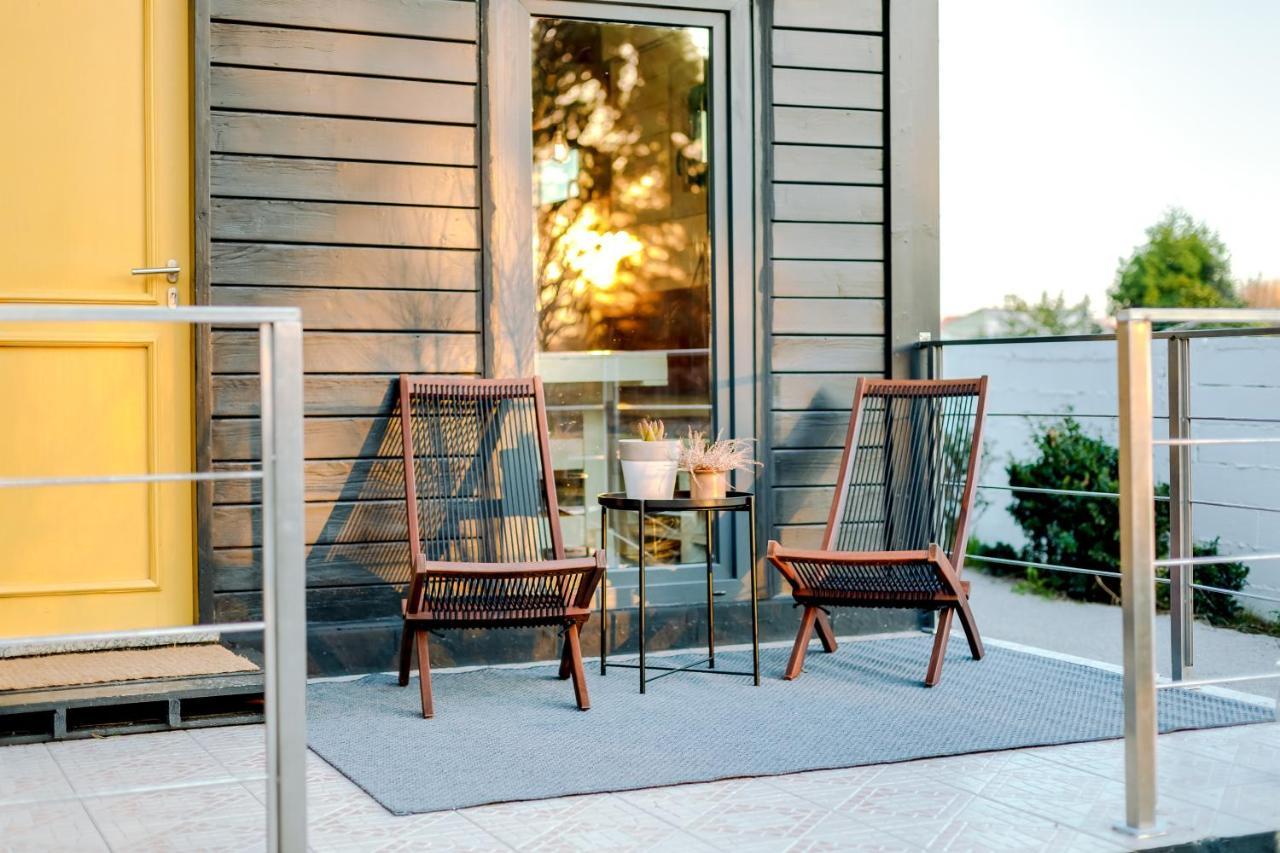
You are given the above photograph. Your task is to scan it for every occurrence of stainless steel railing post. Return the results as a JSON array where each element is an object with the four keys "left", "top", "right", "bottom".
[
  {"left": 1116, "top": 316, "right": 1162, "bottom": 837},
  {"left": 260, "top": 319, "right": 308, "bottom": 853},
  {"left": 0, "top": 305, "right": 307, "bottom": 851},
  {"left": 1167, "top": 335, "right": 1195, "bottom": 681}
]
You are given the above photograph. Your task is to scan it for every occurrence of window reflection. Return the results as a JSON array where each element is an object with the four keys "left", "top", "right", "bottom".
[{"left": 531, "top": 18, "right": 714, "bottom": 561}]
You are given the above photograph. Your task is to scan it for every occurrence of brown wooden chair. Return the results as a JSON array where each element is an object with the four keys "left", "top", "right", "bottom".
[
  {"left": 396, "top": 376, "right": 605, "bottom": 718},
  {"left": 768, "top": 377, "right": 989, "bottom": 686}
]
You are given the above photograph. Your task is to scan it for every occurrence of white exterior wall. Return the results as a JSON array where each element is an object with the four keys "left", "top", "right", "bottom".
[{"left": 945, "top": 337, "right": 1280, "bottom": 619}]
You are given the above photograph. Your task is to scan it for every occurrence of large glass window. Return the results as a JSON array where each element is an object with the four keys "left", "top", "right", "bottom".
[{"left": 531, "top": 18, "right": 715, "bottom": 563}]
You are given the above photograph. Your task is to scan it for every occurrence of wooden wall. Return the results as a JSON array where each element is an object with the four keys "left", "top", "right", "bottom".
[
  {"left": 196, "top": 0, "right": 894, "bottom": 639},
  {"left": 200, "top": 0, "right": 482, "bottom": 624},
  {"left": 766, "top": 0, "right": 887, "bottom": 550}
]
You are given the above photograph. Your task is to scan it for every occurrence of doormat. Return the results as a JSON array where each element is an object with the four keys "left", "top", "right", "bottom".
[
  {"left": 0, "top": 644, "right": 259, "bottom": 692},
  {"left": 307, "top": 636, "right": 1274, "bottom": 815}
]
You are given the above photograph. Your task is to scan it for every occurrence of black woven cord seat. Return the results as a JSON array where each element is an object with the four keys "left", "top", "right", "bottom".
[
  {"left": 768, "top": 377, "right": 989, "bottom": 686},
  {"left": 395, "top": 376, "right": 604, "bottom": 717}
]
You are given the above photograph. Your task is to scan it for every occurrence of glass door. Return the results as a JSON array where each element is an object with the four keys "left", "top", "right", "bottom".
[{"left": 529, "top": 15, "right": 727, "bottom": 602}]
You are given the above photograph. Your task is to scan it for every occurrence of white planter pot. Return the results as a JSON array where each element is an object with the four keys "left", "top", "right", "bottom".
[
  {"left": 688, "top": 469, "right": 729, "bottom": 500},
  {"left": 617, "top": 440, "right": 679, "bottom": 500},
  {"left": 620, "top": 459, "right": 678, "bottom": 500},
  {"left": 617, "top": 439, "right": 679, "bottom": 462}
]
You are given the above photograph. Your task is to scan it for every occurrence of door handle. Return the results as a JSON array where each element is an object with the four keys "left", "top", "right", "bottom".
[{"left": 131, "top": 259, "right": 180, "bottom": 283}]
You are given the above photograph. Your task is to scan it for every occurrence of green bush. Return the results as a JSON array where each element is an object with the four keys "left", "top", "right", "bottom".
[{"left": 970, "top": 416, "right": 1247, "bottom": 623}]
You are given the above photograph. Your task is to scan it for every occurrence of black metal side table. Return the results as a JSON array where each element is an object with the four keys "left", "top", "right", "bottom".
[{"left": 597, "top": 490, "right": 759, "bottom": 692}]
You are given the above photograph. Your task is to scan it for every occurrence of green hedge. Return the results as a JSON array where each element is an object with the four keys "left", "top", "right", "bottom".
[{"left": 969, "top": 417, "right": 1247, "bottom": 625}]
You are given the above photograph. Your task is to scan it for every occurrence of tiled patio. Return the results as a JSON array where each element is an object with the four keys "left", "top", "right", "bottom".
[{"left": 2, "top": 690, "right": 1277, "bottom": 851}]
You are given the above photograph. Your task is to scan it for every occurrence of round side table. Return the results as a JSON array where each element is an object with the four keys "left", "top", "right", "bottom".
[{"left": 596, "top": 490, "right": 759, "bottom": 692}]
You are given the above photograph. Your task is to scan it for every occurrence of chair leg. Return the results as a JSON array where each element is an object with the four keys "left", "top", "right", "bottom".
[
  {"left": 813, "top": 608, "right": 838, "bottom": 653},
  {"left": 954, "top": 594, "right": 985, "bottom": 660},
  {"left": 784, "top": 606, "right": 819, "bottom": 680},
  {"left": 558, "top": 634, "right": 574, "bottom": 680},
  {"left": 924, "top": 609, "right": 955, "bottom": 687},
  {"left": 415, "top": 630, "right": 435, "bottom": 718},
  {"left": 564, "top": 623, "right": 590, "bottom": 711},
  {"left": 397, "top": 623, "right": 414, "bottom": 687}
]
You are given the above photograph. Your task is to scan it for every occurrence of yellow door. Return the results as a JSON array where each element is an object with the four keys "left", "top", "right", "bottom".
[{"left": 0, "top": 1, "right": 194, "bottom": 637}]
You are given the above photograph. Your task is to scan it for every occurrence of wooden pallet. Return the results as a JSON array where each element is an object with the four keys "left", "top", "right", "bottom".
[{"left": 0, "top": 672, "right": 264, "bottom": 745}]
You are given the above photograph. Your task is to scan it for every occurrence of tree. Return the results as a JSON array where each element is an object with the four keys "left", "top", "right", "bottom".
[
  {"left": 999, "top": 292, "right": 1102, "bottom": 337},
  {"left": 1108, "top": 208, "right": 1239, "bottom": 312}
]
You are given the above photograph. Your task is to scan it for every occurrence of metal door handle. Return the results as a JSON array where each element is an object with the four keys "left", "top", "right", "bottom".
[{"left": 131, "top": 260, "right": 180, "bottom": 283}]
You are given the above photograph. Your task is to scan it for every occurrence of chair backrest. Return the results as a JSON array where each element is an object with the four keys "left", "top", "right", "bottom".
[
  {"left": 822, "top": 377, "right": 988, "bottom": 566},
  {"left": 399, "top": 376, "right": 564, "bottom": 564}
]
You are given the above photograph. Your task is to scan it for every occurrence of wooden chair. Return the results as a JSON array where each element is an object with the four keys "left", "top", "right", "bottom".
[
  {"left": 768, "top": 377, "right": 989, "bottom": 686},
  {"left": 396, "top": 376, "right": 605, "bottom": 718}
]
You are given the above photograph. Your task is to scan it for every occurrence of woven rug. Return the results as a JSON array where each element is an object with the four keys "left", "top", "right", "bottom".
[
  {"left": 0, "top": 644, "right": 259, "bottom": 691},
  {"left": 307, "top": 636, "right": 1274, "bottom": 815}
]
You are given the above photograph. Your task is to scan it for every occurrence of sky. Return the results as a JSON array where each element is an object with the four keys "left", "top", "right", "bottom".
[{"left": 939, "top": 0, "right": 1280, "bottom": 318}]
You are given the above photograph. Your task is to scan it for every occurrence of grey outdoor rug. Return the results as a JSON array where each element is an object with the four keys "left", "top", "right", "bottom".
[{"left": 306, "top": 636, "right": 1274, "bottom": 815}]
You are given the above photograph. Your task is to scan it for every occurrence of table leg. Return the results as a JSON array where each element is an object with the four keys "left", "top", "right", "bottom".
[
  {"left": 750, "top": 498, "right": 759, "bottom": 686},
  {"left": 706, "top": 509, "right": 715, "bottom": 669},
  {"left": 638, "top": 502, "right": 646, "bottom": 694},
  {"left": 599, "top": 506, "right": 608, "bottom": 676}
]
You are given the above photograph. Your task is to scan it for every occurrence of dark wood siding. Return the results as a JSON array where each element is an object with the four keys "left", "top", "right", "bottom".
[
  {"left": 200, "top": 0, "right": 481, "bottom": 624},
  {"left": 767, "top": 0, "right": 887, "bottom": 550}
]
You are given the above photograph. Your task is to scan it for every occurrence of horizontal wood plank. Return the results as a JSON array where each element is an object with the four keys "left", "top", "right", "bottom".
[
  {"left": 210, "top": 286, "right": 478, "bottom": 332},
  {"left": 212, "top": 199, "right": 478, "bottom": 248},
  {"left": 211, "top": 541, "right": 413, "bottom": 592},
  {"left": 771, "top": 31, "right": 881, "bottom": 72},
  {"left": 212, "top": 243, "right": 478, "bottom": 290},
  {"left": 771, "top": 299, "right": 884, "bottom": 335},
  {"left": 211, "top": 0, "right": 477, "bottom": 43},
  {"left": 774, "top": 486, "right": 836, "bottom": 525},
  {"left": 210, "top": 22, "right": 477, "bottom": 83},
  {"left": 772, "top": 525, "right": 825, "bottom": 549},
  {"left": 773, "top": 69, "right": 882, "bottom": 111},
  {"left": 213, "top": 500, "right": 413, "bottom": 549},
  {"left": 773, "top": 184, "right": 884, "bottom": 223},
  {"left": 212, "top": 416, "right": 401, "bottom": 461},
  {"left": 771, "top": 373, "right": 872, "bottom": 411},
  {"left": 773, "top": 145, "right": 882, "bottom": 185},
  {"left": 213, "top": 375, "right": 403, "bottom": 417},
  {"left": 211, "top": 112, "right": 475, "bottom": 164},
  {"left": 770, "top": 448, "right": 845, "bottom": 487},
  {"left": 772, "top": 260, "right": 884, "bottom": 298},
  {"left": 214, "top": 459, "right": 407, "bottom": 504},
  {"left": 772, "top": 223, "right": 883, "bottom": 261},
  {"left": 772, "top": 336, "right": 883, "bottom": 373},
  {"left": 772, "top": 411, "right": 854, "bottom": 449},
  {"left": 211, "top": 155, "right": 476, "bottom": 207},
  {"left": 212, "top": 330, "right": 478, "bottom": 374},
  {"left": 211, "top": 67, "right": 473, "bottom": 124},
  {"left": 773, "top": 107, "right": 881, "bottom": 147},
  {"left": 214, "top": 583, "right": 405, "bottom": 622},
  {"left": 774, "top": 0, "right": 882, "bottom": 32}
]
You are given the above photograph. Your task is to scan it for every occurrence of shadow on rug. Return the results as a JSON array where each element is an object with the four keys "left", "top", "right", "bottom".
[{"left": 306, "top": 635, "right": 1274, "bottom": 815}]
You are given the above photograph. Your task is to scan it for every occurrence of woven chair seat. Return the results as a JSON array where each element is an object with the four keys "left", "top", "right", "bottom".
[
  {"left": 417, "top": 591, "right": 568, "bottom": 618},
  {"left": 791, "top": 560, "right": 945, "bottom": 596}
]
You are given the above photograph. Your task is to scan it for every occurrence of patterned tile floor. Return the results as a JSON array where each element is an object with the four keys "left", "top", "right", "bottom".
[{"left": 1, "top": 668, "right": 1277, "bottom": 851}]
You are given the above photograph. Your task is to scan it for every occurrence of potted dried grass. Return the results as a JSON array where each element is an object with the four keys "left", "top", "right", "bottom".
[{"left": 678, "top": 429, "right": 760, "bottom": 500}]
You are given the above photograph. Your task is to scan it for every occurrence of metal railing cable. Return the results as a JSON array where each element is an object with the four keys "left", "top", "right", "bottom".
[
  {"left": 1111, "top": 308, "right": 1280, "bottom": 838},
  {"left": 920, "top": 313, "right": 1280, "bottom": 838},
  {"left": 0, "top": 305, "right": 307, "bottom": 853}
]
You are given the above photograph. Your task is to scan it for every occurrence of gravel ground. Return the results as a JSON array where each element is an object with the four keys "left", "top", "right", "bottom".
[{"left": 966, "top": 570, "right": 1280, "bottom": 700}]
